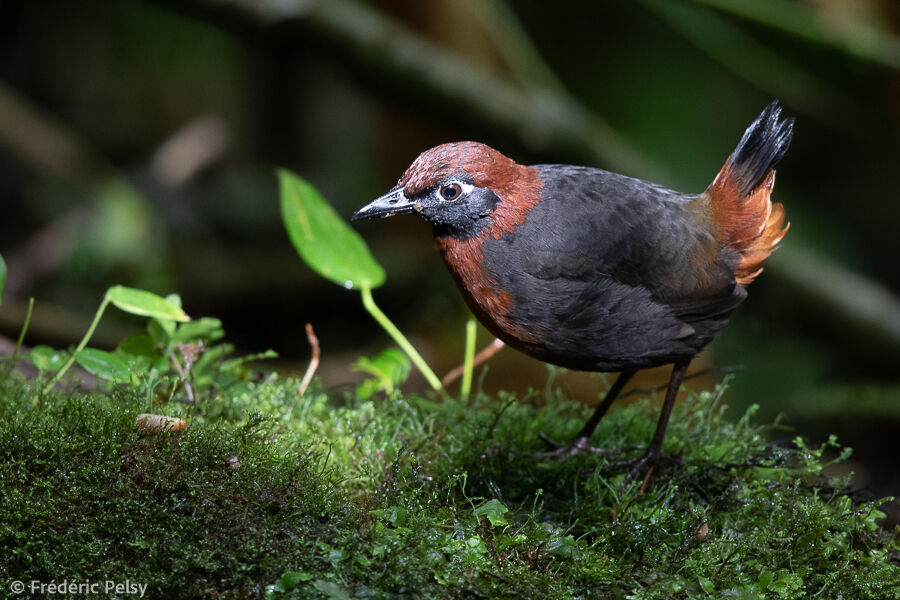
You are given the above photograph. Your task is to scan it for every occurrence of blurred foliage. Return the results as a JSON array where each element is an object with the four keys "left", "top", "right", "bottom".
[
  {"left": 0, "top": 0, "right": 898, "bottom": 496},
  {"left": 0, "top": 253, "right": 6, "bottom": 305}
]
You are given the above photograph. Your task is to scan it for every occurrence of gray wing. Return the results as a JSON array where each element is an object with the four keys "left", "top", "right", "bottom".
[{"left": 481, "top": 166, "right": 744, "bottom": 369}]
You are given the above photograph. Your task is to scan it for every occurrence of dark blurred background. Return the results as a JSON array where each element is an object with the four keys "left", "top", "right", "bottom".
[{"left": 1, "top": 0, "right": 898, "bottom": 505}]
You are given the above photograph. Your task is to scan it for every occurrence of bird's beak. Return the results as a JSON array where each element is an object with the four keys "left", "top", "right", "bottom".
[{"left": 352, "top": 188, "right": 417, "bottom": 221}]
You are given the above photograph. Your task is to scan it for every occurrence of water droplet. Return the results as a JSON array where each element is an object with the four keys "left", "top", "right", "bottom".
[{"left": 343, "top": 280, "right": 353, "bottom": 289}]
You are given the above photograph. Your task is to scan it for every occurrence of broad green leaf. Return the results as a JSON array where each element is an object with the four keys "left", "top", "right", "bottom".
[
  {"left": 474, "top": 499, "right": 509, "bottom": 526},
  {"left": 0, "top": 253, "right": 6, "bottom": 306},
  {"left": 547, "top": 535, "right": 577, "bottom": 557},
  {"left": 106, "top": 286, "right": 190, "bottom": 322},
  {"left": 278, "top": 169, "right": 385, "bottom": 290},
  {"left": 75, "top": 348, "right": 131, "bottom": 382},
  {"left": 30, "top": 346, "right": 68, "bottom": 372}
]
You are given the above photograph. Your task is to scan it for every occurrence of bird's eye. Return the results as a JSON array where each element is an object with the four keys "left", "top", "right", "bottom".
[{"left": 440, "top": 183, "right": 462, "bottom": 201}]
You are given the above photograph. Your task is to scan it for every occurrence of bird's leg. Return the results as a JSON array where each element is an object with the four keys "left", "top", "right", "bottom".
[
  {"left": 536, "top": 369, "right": 637, "bottom": 458},
  {"left": 616, "top": 359, "right": 691, "bottom": 479}
]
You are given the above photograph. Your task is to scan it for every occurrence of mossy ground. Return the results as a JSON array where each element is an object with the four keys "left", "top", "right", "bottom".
[{"left": 1, "top": 372, "right": 897, "bottom": 599}]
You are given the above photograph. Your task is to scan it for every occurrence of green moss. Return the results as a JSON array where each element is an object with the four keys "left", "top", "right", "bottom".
[
  {"left": 0, "top": 377, "right": 360, "bottom": 598},
  {"left": 1, "top": 374, "right": 897, "bottom": 599}
]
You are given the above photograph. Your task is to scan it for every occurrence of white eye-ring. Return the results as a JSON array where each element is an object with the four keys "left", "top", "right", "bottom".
[{"left": 435, "top": 181, "right": 474, "bottom": 202}]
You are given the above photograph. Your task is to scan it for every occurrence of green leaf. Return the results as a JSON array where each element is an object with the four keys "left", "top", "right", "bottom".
[
  {"left": 30, "top": 346, "right": 69, "bottom": 372},
  {"left": 117, "top": 334, "right": 160, "bottom": 359},
  {"left": 353, "top": 348, "right": 410, "bottom": 396},
  {"left": 147, "top": 319, "right": 172, "bottom": 345},
  {"left": 75, "top": 348, "right": 132, "bottom": 382},
  {"left": 106, "top": 286, "right": 190, "bottom": 322},
  {"left": 547, "top": 535, "right": 577, "bottom": 557},
  {"left": 273, "top": 571, "right": 311, "bottom": 593},
  {"left": 278, "top": 169, "right": 385, "bottom": 290},
  {"left": 311, "top": 580, "right": 352, "bottom": 600},
  {"left": 0, "top": 253, "right": 6, "bottom": 306},
  {"left": 148, "top": 294, "right": 183, "bottom": 342},
  {"left": 370, "top": 505, "right": 409, "bottom": 527},
  {"left": 219, "top": 349, "right": 278, "bottom": 372},
  {"left": 192, "top": 343, "right": 234, "bottom": 377},
  {"left": 173, "top": 317, "right": 225, "bottom": 344},
  {"left": 474, "top": 498, "right": 509, "bottom": 526}
]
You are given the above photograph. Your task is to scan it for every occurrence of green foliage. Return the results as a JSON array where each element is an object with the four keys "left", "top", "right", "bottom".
[
  {"left": 0, "top": 380, "right": 357, "bottom": 599},
  {"left": 30, "top": 345, "right": 68, "bottom": 373},
  {"left": 353, "top": 348, "right": 410, "bottom": 398},
  {"left": 211, "top": 377, "right": 900, "bottom": 598},
  {"left": 278, "top": 169, "right": 384, "bottom": 291},
  {"left": 474, "top": 498, "right": 510, "bottom": 526},
  {"left": 28, "top": 287, "right": 274, "bottom": 402},
  {"left": 0, "top": 297, "right": 32, "bottom": 385},
  {"left": 3, "top": 366, "right": 896, "bottom": 599},
  {"left": 2, "top": 280, "right": 898, "bottom": 598},
  {"left": 278, "top": 170, "right": 442, "bottom": 390},
  {"left": 75, "top": 348, "right": 131, "bottom": 383},
  {"left": 42, "top": 286, "right": 191, "bottom": 392},
  {"left": 106, "top": 285, "right": 190, "bottom": 322}
]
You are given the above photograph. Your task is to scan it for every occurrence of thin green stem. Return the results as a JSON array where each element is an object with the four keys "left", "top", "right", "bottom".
[
  {"left": 360, "top": 286, "right": 442, "bottom": 391},
  {"left": 461, "top": 319, "right": 477, "bottom": 403},
  {"left": 43, "top": 294, "right": 111, "bottom": 394},
  {"left": 1, "top": 297, "right": 34, "bottom": 383}
]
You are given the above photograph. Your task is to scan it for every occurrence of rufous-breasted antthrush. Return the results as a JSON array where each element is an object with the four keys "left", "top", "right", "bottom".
[{"left": 353, "top": 101, "right": 793, "bottom": 468}]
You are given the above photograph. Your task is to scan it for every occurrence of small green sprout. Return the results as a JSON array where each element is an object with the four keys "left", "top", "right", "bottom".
[{"left": 43, "top": 286, "right": 189, "bottom": 393}]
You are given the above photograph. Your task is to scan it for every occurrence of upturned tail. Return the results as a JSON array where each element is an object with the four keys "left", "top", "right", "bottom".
[{"left": 705, "top": 101, "right": 793, "bottom": 285}]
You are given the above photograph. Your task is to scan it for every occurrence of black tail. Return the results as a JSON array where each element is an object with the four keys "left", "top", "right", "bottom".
[{"left": 728, "top": 101, "right": 794, "bottom": 198}]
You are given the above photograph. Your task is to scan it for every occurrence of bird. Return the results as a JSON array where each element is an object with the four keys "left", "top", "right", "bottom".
[{"left": 353, "top": 101, "right": 793, "bottom": 469}]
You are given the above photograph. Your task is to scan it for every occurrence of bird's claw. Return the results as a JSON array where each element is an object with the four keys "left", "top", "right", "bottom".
[
  {"left": 535, "top": 435, "right": 678, "bottom": 484},
  {"left": 608, "top": 449, "right": 680, "bottom": 481},
  {"left": 534, "top": 432, "right": 620, "bottom": 460},
  {"left": 619, "top": 452, "right": 656, "bottom": 482}
]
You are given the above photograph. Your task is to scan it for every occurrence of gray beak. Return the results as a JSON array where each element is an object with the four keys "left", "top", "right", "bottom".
[{"left": 352, "top": 188, "right": 417, "bottom": 221}]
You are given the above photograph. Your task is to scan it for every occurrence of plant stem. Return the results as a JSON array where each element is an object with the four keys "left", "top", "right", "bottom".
[
  {"left": 1, "top": 297, "right": 34, "bottom": 383},
  {"left": 360, "top": 286, "right": 442, "bottom": 391},
  {"left": 43, "top": 293, "right": 110, "bottom": 394},
  {"left": 461, "top": 318, "right": 477, "bottom": 403}
]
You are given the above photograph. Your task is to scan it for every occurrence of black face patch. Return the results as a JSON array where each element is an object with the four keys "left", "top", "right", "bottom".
[{"left": 420, "top": 186, "right": 501, "bottom": 240}]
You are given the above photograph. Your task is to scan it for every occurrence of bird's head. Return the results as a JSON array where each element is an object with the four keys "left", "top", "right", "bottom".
[{"left": 353, "top": 142, "right": 540, "bottom": 239}]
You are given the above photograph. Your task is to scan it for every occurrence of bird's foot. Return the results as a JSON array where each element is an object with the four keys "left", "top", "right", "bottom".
[
  {"left": 608, "top": 448, "right": 679, "bottom": 482},
  {"left": 534, "top": 432, "right": 620, "bottom": 460}
]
